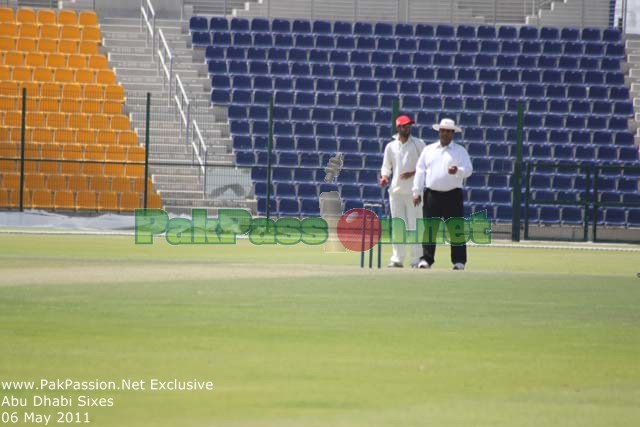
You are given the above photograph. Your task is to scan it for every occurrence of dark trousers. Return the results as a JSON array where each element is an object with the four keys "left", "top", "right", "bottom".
[{"left": 421, "top": 188, "right": 467, "bottom": 266}]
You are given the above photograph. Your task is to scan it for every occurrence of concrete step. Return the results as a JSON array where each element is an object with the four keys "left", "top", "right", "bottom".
[
  {"left": 163, "top": 205, "right": 257, "bottom": 216},
  {"left": 102, "top": 17, "right": 186, "bottom": 27},
  {"left": 626, "top": 39, "right": 640, "bottom": 50},
  {"left": 101, "top": 24, "right": 183, "bottom": 35},
  {"left": 102, "top": 31, "right": 186, "bottom": 43}
]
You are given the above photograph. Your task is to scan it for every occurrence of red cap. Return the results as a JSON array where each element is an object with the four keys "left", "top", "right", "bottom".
[{"left": 396, "top": 115, "right": 415, "bottom": 126}]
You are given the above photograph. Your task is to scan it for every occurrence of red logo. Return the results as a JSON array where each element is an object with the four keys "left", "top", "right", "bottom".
[{"left": 337, "top": 208, "right": 381, "bottom": 252}]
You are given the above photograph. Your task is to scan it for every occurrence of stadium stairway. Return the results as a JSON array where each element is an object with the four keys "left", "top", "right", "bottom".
[
  {"left": 184, "top": 0, "right": 259, "bottom": 16},
  {"left": 626, "top": 35, "right": 640, "bottom": 145},
  {"left": 101, "top": 16, "right": 255, "bottom": 216}
]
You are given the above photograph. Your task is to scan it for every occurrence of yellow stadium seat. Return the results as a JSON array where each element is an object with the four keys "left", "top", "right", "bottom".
[
  {"left": 45, "top": 174, "right": 66, "bottom": 190},
  {"left": 37, "top": 9, "right": 57, "bottom": 25},
  {"left": 97, "top": 191, "right": 117, "bottom": 211},
  {"left": 16, "top": 8, "right": 36, "bottom": 24},
  {"left": 53, "top": 129, "right": 74, "bottom": 144},
  {"left": 46, "top": 52, "right": 66, "bottom": 68},
  {"left": 67, "top": 175, "right": 88, "bottom": 191},
  {"left": 69, "top": 114, "right": 89, "bottom": 130},
  {"left": 75, "top": 128, "right": 95, "bottom": 143},
  {"left": 61, "top": 82, "right": 82, "bottom": 98},
  {"left": 76, "top": 190, "right": 97, "bottom": 210},
  {"left": 53, "top": 189, "right": 74, "bottom": 210},
  {"left": 58, "top": 39, "right": 78, "bottom": 54},
  {"left": 41, "top": 142, "right": 61, "bottom": 159},
  {"left": 9, "top": 127, "right": 28, "bottom": 142},
  {"left": 36, "top": 38, "right": 58, "bottom": 53},
  {"left": 54, "top": 67, "right": 74, "bottom": 82},
  {"left": 24, "top": 160, "right": 41, "bottom": 173},
  {"left": 18, "top": 81, "right": 39, "bottom": 97},
  {"left": 41, "top": 81, "right": 61, "bottom": 98},
  {"left": 0, "top": 22, "right": 18, "bottom": 37},
  {"left": 16, "top": 37, "right": 36, "bottom": 52},
  {"left": 110, "top": 115, "right": 131, "bottom": 131},
  {"left": 147, "top": 192, "right": 162, "bottom": 209},
  {"left": 24, "top": 144, "right": 41, "bottom": 161},
  {"left": 60, "top": 98, "right": 81, "bottom": 113},
  {"left": 119, "top": 192, "right": 140, "bottom": 211},
  {"left": 60, "top": 25, "right": 81, "bottom": 40},
  {"left": 75, "top": 129, "right": 96, "bottom": 145},
  {"left": 81, "top": 99, "right": 101, "bottom": 114},
  {"left": 98, "top": 130, "right": 117, "bottom": 145},
  {"left": 26, "top": 112, "right": 46, "bottom": 127},
  {"left": 104, "top": 84, "right": 124, "bottom": 101},
  {"left": 89, "top": 114, "right": 109, "bottom": 130},
  {"left": 57, "top": 10, "right": 77, "bottom": 26},
  {"left": 0, "top": 81, "right": 18, "bottom": 96},
  {"left": 104, "top": 163, "right": 124, "bottom": 176},
  {"left": 39, "top": 24, "right": 60, "bottom": 39},
  {"left": 78, "top": 11, "right": 98, "bottom": 27},
  {"left": 78, "top": 40, "right": 98, "bottom": 55},
  {"left": 103, "top": 100, "right": 122, "bottom": 115},
  {"left": 4, "top": 51, "right": 24, "bottom": 66},
  {"left": 0, "top": 8, "right": 14, "bottom": 23},
  {"left": 111, "top": 176, "right": 132, "bottom": 193},
  {"left": 32, "top": 128, "right": 53, "bottom": 143},
  {"left": 67, "top": 53, "right": 87, "bottom": 68},
  {"left": 96, "top": 69, "right": 116, "bottom": 84},
  {"left": 33, "top": 66, "right": 54, "bottom": 82},
  {"left": 83, "top": 163, "right": 103, "bottom": 176},
  {"left": 0, "top": 36, "right": 16, "bottom": 50},
  {"left": 124, "top": 164, "right": 144, "bottom": 177},
  {"left": 12, "top": 65, "right": 32, "bottom": 81},
  {"left": 84, "top": 144, "right": 104, "bottom": 161},
  {"left": 25, "top": 173, "right": 45, "bottom": 189},
  {"left": 19, "top": 23, "right": 38, "bottom": 38},
  {"left": 61, "top": 147, "right": 82, "bottom": 174},
  {"left": 0, "top": 142, "right": 19, "bottom": 158},
  {"left": 16, "top": 93, "right": 37, "bottom": 110},
  {"left": 75, "top": 68, "right": 94, "bottom": 83},
  {"left": 0, "top": 188, "right": 20, "bottom": 208},
  {"left": 30, "top": 189, "right": 53, "bottom": 209},
  {"left": 0, "top": 96, "right": 15, "bottom": 111},
  {"left": 47, "top": 112, "right": 67, "bottom": 128},
  {"left": 0, "top": 65, "right": 11, "bottom": 80},
  {"left": 83, "top": 83, "right": 103, "bottom": 99},
  {"left": 81, "top": 26, "right": 102, "bottom": 44},
  {"left": 118, "top": 130, "right": 138, "bottom": 146},
  {"left": 89, "top": 176, "right": 109, "bottom": 191},
  {"left": 25, "top": 51, "right": 45, "bottom": 67},
  {"left": 88, "top": 54, "right": 107, "bottom": 69}
]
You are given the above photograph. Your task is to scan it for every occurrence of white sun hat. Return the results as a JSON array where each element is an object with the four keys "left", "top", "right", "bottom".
[{"left": 432, "top": 118, "right": 462, "bottom": 133}]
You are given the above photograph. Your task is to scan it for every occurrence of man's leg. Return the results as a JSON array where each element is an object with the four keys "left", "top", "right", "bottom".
[
  {"left": 421, "top": 189, "right": 442, "bottom": 266},
  {"left": 405, "top": 195, "right": 422, "bottom": 266},
  {"left": 388, "top": 194, "right": 405, "bottom": 265},
  {"left": 443, "top": 189, "right": 467, "bottom": 266}
]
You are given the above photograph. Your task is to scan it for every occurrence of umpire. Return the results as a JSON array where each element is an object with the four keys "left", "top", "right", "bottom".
[{"left": 412, "top": 118, "right": 473, "bottom": 270}]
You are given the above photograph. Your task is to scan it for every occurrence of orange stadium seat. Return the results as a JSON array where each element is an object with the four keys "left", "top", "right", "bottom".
[
  {"left": 125, "top": 164, "right": 144, "bottom": 177},
  {"left": 25, "top": 51, "right": 45, "bottom": 67},
  {"left": 110, "top": 115, "right": 130, "bottom": 130},
  {"left": 32, "top": 128, "right": 53, "bottom": 143},
  {"left": 41, "top": 142, "right": 61, "bottom": 159},
  {"left": 46, "top": 52, "right": 67, "bottom": 68},
  {"left": 81, "top": 99, "right": 101, "bottom": 114},
  {"left": 0, "top": 64, "right": 11, "bottom": 79},
  {"left": 83, "top": 162, "right": 103, "bottom": 176},
  {"left": 47, "top": 112, "right": 67, "bottom": 129},
  {"left": 97, "top": 130, "right": 116, "bottom": 145},
  {"left": 83, "top": 83, "right": 103, "bottom": 99},
  {"left": 58, "top": 39, "right": 78, "bottom": 54},
  {"left": 19, "top": 81, "right": 39, "bottom": 97},
  {"left": 147, "top": 192, "right": 162, "bottom": 209},
  {"left": 89, "top": 114, "right": 109, "bottom": 130},
  {"left": 0, "top": 8, "right": 14, "bottom": 23},
  {"left": 97, "top": 191, "right": 117, "bottom": 211},
  {"left": 105, "top": 84, "right": 124, "bottom": 101},
  {"left": 12, "top": 65, "right": 32, "bottom": 80},
  {"left": 104, "top": 163, "right": 125, "bottom": 176},
  {"left": 120, "top": 132, "right": 139, "bottom": 147},
  {"left": 37, "top": 9, "right": 57, "bottom": 25},
  {"left": 62, "top": 82, "right": 82, "bottom": 98},
  {"left": 60, "top": 25, "right": 81, "bottom": 41},
  {"left": 0, "top": 188, "right": 19, "bottom": 208},
  {"left": 46, "top": 175, "right": 67, "bottom": 190},
  {"left": 30, "top": 189, "right": 53, "bottom": 208},
  {"left": 26, "top": 112, "right": 46, "bottom": 127},
  {"left": 39, "top": 98, "right": 59, "bottom": 112},
  {"left": 57, "top": 10, "right": 77, "bottom": 26},
  {"left": 76, "top": 190, "right": 97, "bottom": 210},
  {"left": 54, "top": 67, "right": 74, "bottom": 82},
  {"left": 36, "top": 38, "right": 57, "bottom": 53},
  {"left": 78, "top": 40, "right": 98, "bottom": 55},
  {"left": 67, "top": 175, "right": 89, "bottom": 191},
  {"left": 19, "top": 23, "right": 38, "bottom": 38},
  {"left": 67, "top": 53, "right": 87, "bottom": 68},
  {"left": 84, "top": 144, "right": 104, "bottom": 161},
  {"left": 53, "top": 129, "right": 74, "bottom": 144},
  {"left": 0, "top": 142, "right": 19, "bottom": 158},
  {"left": 53, "top": 189, "right": 74, "bottom": 210},
  {"left": 96, "top": 69, "right": 116, "bottom": 84},
  {"left": 2, "top": 173, "right": 20, "bottom": 189},
  {"left": 4, "top": 111, "right": 21, "bottom": 127},
  {"left": 33, "top": 66, "right": 53, "bottom": 82},
  {"left": 75, "top": 68, "right": 94, "bottom": 83},
  {"left": 78, "top": 11, "right": 98, "bottom": 27},
  {"left": 16, "top": 37, "right": 37, "bottom": 52},
  {"left": 103, "top": 101, "right": 122, "bottom": 114},
  {"left": 88, "top": 54, "right": 107, "bottom": 69},
  {"left": 75, "top": 129, "right": 95, "bottom": 144},
  {"left": 0, "top": 96, "right": 15, "bottom": 111},
  {"left": 0, "top": 22, "right": 18, "bottom": 37},
  {"left": 39, "top": 24, "right": 59, "bottom": 39},
  {"left": 0, "top": 81, "right": 18, "bottom": 96},
  {"left": 16, "top": 8, "right": 36, "bottom": 24},
  {"left": 90, "top": 176, "right": 110, "bottom": 191},
  {"left": 105, "top": 145, "right": 125, "bottom": 161},
  {"left": 0, "top": 159, "right": 18, "bottom": 173},
  {"left": 60, "top": 98, "right": 81, "bottom": 113},
  {"left": 111, "top": 176, "right": 132, "bottom": 193},
  {"left": 4, "top": 51, "right": 24, "bottom": 66},
  {"left": 41, "top": 82, "right": 61, "bottom": 98},
  {"left": 61, "top": 145, "right": 82, "bottom": 174},
  {"left": 0, "top": 37, "right": 16, "bottom": 50},
  {"left": 119, "top": 192, "right": 140, "bottom": 211},
  {"left": 24, "top": 173, "right": 45, "bottom": 189},
  {"left": 81, "top": 26, "right": 102, "bottom": 44}
]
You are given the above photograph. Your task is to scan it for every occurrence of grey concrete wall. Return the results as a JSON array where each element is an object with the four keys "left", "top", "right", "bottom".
[{"left": 95, "top": 0, "right": 182, "bottom": 19}]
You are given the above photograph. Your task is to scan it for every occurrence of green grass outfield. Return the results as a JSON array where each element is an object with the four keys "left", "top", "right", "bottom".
[{"left": 0, "top": 233, "right": 639, "bottom": 426}]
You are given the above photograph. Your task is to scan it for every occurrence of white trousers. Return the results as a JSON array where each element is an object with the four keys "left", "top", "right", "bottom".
[{"left": 388, "top": 193, "right": 422, "bottom": 265}]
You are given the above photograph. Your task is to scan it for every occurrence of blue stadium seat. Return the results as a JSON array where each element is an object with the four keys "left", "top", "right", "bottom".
[
  {"left": 353, "top": 21, "right": 373, "bottom": 35},
  {"left": 189, "top": 16, "right": 208, "bottom": 32},
  {"left": 604, "top": 208, "right": 626, "bottom": 226},
  {"left": 192, "top": 31, "right": 211, "bottom": 46},
  {"left": 209, "top": 17, "right": 228, "bottom": 31},
  {"left": 561, "top": 27, "right": 580, "bottom": 40},
  {"left": 538, "top": 207, "right": 560, "bottom": 224},
  {"left": 419, "top": 39, "right": 437, "bottom": 52},
  {"left": 357, "top": 36, "right": 376, "bottom": 51},
  {"left": 395, "top": 23, "right": 413, "bottom": 37},
  {"left": 603, "top": 28, "right": 621, "bottom": 42},
  {"left": 498, "top": 26, "right": 517, "bottom": 39}
]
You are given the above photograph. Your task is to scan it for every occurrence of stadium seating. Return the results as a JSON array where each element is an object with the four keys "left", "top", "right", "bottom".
[
  {"left": 0, "top": 7, "right": 162, "bottom": 212},
  {"left": 190, "top": 17, "right": 639, "bottom": 225}
]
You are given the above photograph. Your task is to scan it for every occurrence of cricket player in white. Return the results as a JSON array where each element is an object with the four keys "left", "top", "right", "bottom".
[{"left": 380, "top": 115, "right": 426, "bottom": 268}]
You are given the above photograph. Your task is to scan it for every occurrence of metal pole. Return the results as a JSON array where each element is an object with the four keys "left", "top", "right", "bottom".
[
  {"left": 583, "top": 166, "right": 590, "bottom": 242},
  {"left": 266, "top": 98, "right": 274, "bottom": 222},
  {"left": 591, "top": 167, "right": 599, "bottom": 242},
  {"left": 511, "top": 103, "right": 525, "bottom": 242},
  {"left": 144, "top": 92, "right": 151, "bottom": 209},
  {"left": 19, "top": 87, "right": 26, "bottom": 212},
  {"left": 203, "top": 148, "right": 208, "bottom": 198},
  {"left": 360, "top": 209, "right": 366, "bottom": 268},
  {"left": 524, "top": 163, "right": 531, "bottom": 240},
  {"left": 368, "top": 210, "right": 374, "bottom": 268},
  {"left": 622, "top": 0, "right": 628, "bottom": 34}
]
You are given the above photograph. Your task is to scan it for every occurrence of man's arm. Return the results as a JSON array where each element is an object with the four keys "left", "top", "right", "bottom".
[
  {"left": 412, "top": 148, "right": 427, "bottom": 205},
  {"left": 380, "top": 143, "right": 393, "bottom": 186},
  {"left": 454, "top": 146, "right": 473, "bottom": 179}
]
